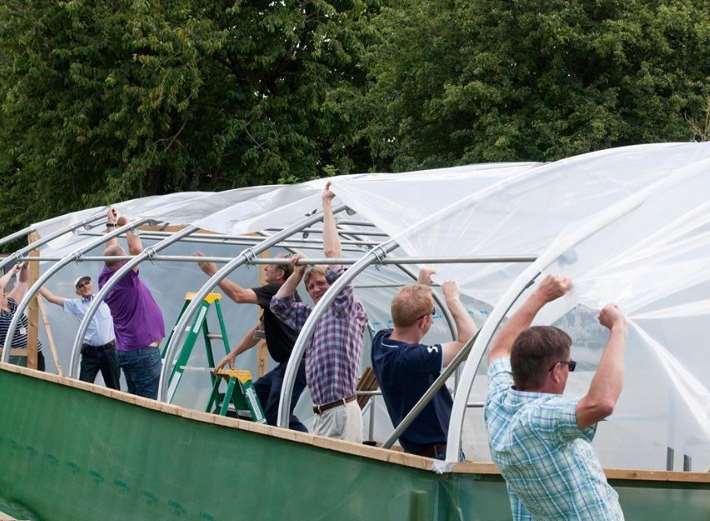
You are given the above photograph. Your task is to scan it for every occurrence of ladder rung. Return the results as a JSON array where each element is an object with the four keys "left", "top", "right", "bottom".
[{"left": 206, "top": 333, "right": 223, "bottom": 340}]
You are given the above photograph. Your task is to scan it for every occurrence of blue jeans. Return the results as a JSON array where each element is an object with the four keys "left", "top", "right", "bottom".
[
  {"left": 118, "top": 346, "right": 162, "bottom": 399},
  {"left": 253, "top": 360, "right": 307, "bottom": 432}
]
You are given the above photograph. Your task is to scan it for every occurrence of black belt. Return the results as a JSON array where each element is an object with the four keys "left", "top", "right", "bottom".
[
  {"left": 312, "top": 395, "right": 357, "bottom": 415},
  {"left": 83, "top": 340, "right": 116, "bottom": 351}
]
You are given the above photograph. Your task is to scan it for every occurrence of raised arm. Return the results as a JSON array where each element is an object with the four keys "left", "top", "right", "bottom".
[
  {"left": 105, "top": 207, "right": 119, "bottom": 248},
  {"left": 195, "top": 252, "right": 257, "bottom": 304},
  {"left": 7, "top": 263, "right": 29, "bottom": 303},
  {"left": 440, "top": 281, "right": 478, "bottom": 367},
  {"left": 117, "top": 215, "right": 143, "bottom": 255},
  {"left": 39, "top": 286, "right": 67, "bottom": 306},
  {"left": 0, "top": 264, "right": 19, "bottom": 294},
  {"left": 576, "top": 304, "right": 626, "bottom": 429},
  {"left": 274, "top": 254, "right": 306, "bottom": 300},
  {"left": 488, "top": 274, "right": 572, "bottom": 362},
  {"left": 321, "top": 182, "right": 340, "bottom": 259}
]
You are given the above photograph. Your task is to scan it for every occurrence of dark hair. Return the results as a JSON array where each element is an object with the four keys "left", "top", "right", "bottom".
[
  {"left": 279, "top": 261, "right": 293, "bottom": 279},
  {"left": 510, "top": 326, "right": 571, "bottom": 390}
]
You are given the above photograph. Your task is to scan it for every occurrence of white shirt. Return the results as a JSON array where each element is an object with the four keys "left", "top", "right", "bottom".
[{"left": 63, "top": 296, "right": 115, "bottom": 347}]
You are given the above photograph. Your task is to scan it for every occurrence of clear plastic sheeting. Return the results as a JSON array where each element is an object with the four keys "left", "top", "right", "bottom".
[{"left": 9, "top": 142, "right": 710, "bottom": 472}]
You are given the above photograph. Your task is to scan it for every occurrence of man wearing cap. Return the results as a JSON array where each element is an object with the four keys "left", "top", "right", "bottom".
[
  {"left": 40, "top": 276, "right": 120, "bottom": 389},
  {"left": 100, "top": 207, "right": 165, "bottom": 399}
]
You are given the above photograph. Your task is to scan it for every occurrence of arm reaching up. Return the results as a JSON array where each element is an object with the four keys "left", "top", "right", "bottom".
[
  {"left": 440, "top": 281, "right": 478, "bottom": 367},
  {"left": 321, "top": 182, "right": 341, "bottom": 259},
  {"left": 7, "top": 263, "right": 29, "bottom": 303},
  {"left": 488, "top": 275, "right": 572, "bottom": 363},
  {"left": 39, "top": 287, "right": 67, "bottom": 306},
  {"left": 195, "top": 252, "right": 257, "bottom": 304},
  {"left": 576, "top": 304, "right": 626, "bottom": 429},
  {"left": 274, "top": 254, "right": 306, "bottom": 300}
]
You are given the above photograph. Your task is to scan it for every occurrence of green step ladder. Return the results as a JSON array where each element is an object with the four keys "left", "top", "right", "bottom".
[
  {"left": 206, "top": 368, "right": 266, "bottom": 423},
  {"left": 164, "top": 292, "right": 231, "bottom": 403}
]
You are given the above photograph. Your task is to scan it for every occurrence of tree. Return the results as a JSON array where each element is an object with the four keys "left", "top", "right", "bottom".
[
  {"left": 360, "top": 0, "right": 710, "bottom": 171},
  {"left": 0, "top": 0, "right": 381, "bottom": 235}
]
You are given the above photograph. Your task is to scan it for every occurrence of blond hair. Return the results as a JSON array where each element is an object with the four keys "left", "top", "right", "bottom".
[
  {"left": 391, "top": 284, "right": 433, "bottom": 327},
  {"left": 304, "top": 265, "right": 327, "bottom": 288}
]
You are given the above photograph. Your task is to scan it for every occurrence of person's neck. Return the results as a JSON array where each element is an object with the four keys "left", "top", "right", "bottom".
[{"left": 389, "top": 326, "right": 423, "bottom": 345}]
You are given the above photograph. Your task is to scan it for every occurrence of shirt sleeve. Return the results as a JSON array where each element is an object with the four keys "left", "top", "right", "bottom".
[
  {"left": 251, "top": 284, "right": 276, "bottom": 309},
  {"left": 270, "top": 295, "right": 311, "bottom": 332},
  {"left": 398, "top": 343, "right": 444, "bottom": 374},
  {"left": 63, "top": 299, "right": 83, "bottom": 318},
  {"left": 537, "top": 396, "right": 597, "bottom": 444},
  {"left": 487, "top": 357, "right": 513, "bottom": 399},
  {"left": 325, "top": 266, "right": 356, "bottom": 316}
]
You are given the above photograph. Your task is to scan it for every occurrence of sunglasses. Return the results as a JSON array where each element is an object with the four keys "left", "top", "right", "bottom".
[
  {"left": 417, "top": 308, "right": 436, "bottom": 321},
  {"left": 549, "top": 360, "right": 576, "bottom": 372},
  {"left": 77, "top": 281, "right": 91, "bottom": 289}
]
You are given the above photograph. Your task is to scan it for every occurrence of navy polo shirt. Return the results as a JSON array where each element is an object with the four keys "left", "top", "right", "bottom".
[{"left": 371, "top": 329, "right": 452, "bottom": 453}]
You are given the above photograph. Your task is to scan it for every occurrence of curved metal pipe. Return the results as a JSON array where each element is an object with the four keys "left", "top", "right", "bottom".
[
  {"left": 0, "top": 212, "right": 105, "bottom": 274},
  {"left": 68, "top": 225, "right": 199, "bottom": 377},
  {"left": 443, "top": 179, "right": 663, "bottom": 464},
  {"left": 0, "top": 225, "right": 33, "bottom": 250},
  {"left": 158, "top": 207, "right": 346, "bottom": 403},
  {"left": 276, "top": 239, "right": 399, "bottom": 427},
  {"left": 2, "top": 219, "right": 149, "bottom": 362}
]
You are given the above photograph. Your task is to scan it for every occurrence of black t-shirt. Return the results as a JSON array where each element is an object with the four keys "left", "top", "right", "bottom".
[{"left": 252, "top": 283, "right": 300, "bottom": 364}]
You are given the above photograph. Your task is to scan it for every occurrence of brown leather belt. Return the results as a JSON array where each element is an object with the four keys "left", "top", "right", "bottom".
[{"left": 312, "top": 395, "right": 357, "bottom": 415}]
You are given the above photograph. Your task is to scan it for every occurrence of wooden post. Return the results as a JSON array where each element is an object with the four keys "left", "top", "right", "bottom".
[
  {"left": 255, "top": 250, "right": 270, "bottom": 378},
  {"left": 38, "top": 298, "right": 63, "bottom": 376},
  {"left": 26, "top": 231, "right": 40, "bottom": 369}
]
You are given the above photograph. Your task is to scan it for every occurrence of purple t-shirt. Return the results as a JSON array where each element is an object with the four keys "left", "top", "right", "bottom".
[{"left": 98, "top": 265, "right": 165, "bottom": 351}]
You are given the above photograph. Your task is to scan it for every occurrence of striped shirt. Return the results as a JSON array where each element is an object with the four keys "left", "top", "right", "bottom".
[
  {"left": 271, "top": 266, "right": 368, "bottom": 406},
  {"left": 0, "top": 298, "right": 42, "bottom": 351},
  {"left": 485, "top": 357, "right": 623, "bottom": 521}
]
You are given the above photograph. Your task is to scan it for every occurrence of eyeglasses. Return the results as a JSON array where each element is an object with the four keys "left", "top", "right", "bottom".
[{"left": 549, "top": 360, "right": 576, "bottom": 372}]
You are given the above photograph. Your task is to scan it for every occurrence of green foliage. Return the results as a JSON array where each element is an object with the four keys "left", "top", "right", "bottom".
[
  {"left": 0, "top": 0, "right": 380, "bottom": 235},
  {"left": 0, "top": 0, "right": 708, "bottom": 237},
  {"left": 360, "top": 0, "right": 710, "bottom": 171}
]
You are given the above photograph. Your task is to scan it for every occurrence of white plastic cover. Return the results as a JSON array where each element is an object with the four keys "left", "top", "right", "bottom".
[{"left": 16, "top": 142, "right": 710, "bottom": 471}]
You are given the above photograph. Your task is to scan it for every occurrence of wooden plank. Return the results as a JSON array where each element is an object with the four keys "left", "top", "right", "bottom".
[
  {"left": 255, "top": 250, "right": 270, "bottom": 377},
  {"left": 38, "top": 297, "right": 63, "bottom": 376},
  {"left": 25, "top": 232, "right": 40, "bottom": 370}
]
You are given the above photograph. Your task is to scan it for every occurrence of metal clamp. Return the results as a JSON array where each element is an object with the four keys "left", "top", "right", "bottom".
[
  {"left": 242, "top": 247, "right": 257, "bottom": 265},
  {"left": 370, "top": 245, "right": 389, "bottom": 264}
]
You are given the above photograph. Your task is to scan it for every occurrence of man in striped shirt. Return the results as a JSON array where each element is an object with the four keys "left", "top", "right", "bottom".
[
  {"left": 485, "top": 275, "right": 626, "bottom": 520},
  {"left": 271, "top": 182, "right": 368, "bottom": 442},
  {"left": 0, "top": 263, "right": 44, "bottom": 370}
]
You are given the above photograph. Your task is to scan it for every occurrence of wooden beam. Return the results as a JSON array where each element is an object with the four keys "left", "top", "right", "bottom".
[
  {"left": 25, "top": 232, "right": 40, "bottom": 370},
  {"left": 38, "top": 297, "right": 63, "bottom": 376},
  {"left": 255, "top": 250, "right": 269, "bottom": 377}
]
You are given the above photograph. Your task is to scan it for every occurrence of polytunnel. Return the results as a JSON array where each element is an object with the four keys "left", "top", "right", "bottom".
[{"left": 1, "top": 142, "right": 710, "bottom": 475}]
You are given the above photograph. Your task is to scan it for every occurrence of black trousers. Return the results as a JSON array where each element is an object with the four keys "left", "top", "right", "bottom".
[
  {"left": 253, "top": 360, "right": 308, "bottom": 432},
  {"left": 80, "top": 341, "right": 121, "bottom": 390}
]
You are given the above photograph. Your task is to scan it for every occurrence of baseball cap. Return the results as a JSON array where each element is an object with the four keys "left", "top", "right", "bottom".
[{"left": 74, "top": 276, "right": 91, "bottom": 288}]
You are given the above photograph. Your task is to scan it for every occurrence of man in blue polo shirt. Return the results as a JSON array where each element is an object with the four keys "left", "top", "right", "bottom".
[
  {"left": 40, "top": 275, "right": 120, "bottom": 389},
  {"left": 372, "top": 268, "right": 477, "bottom": 459}
]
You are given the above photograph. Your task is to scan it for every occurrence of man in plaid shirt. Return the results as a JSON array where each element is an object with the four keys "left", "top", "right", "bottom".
[
  {"left": 485, "top": 275, "right": 626, "bottom": 520},
  {"left": 271, "top": 182, "right": 368, "bottom": 442}
]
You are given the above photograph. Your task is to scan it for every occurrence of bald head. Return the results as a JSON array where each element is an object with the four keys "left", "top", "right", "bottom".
[{"left": 103, "top": 244, "right": 126, "bottom": 267}]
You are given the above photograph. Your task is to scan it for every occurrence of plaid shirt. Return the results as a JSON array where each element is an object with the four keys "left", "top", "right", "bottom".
[
  {"left": 485, "top": 357, "right": 624, "bottom": 521},
  {"left": 271, "top": 266, "right": 368, "bottom": 406}
]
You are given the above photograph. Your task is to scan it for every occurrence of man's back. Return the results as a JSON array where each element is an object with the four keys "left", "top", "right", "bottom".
[
  {"left": 99, "top": 266, "right": 164, "bottom": 350},
  {"left": 485, "top": 357, "right": 623, "bottom": 521},
  {"left": 371, "top": 329, "right": 451, "bottom": 453}
]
